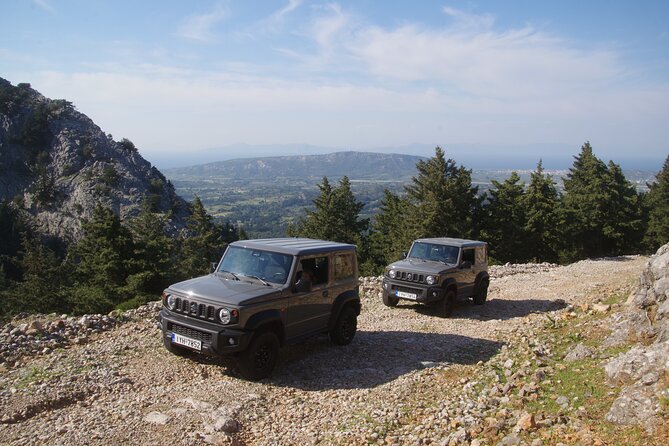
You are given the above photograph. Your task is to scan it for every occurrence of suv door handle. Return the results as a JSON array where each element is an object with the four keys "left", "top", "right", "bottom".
[{"left": 322, "top": 290, "right": 329, "bottom": 297}]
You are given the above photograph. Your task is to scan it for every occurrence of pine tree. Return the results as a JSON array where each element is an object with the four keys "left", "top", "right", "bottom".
[
  {"left": 561, "top": 142, "right": 643, "bottom": 261},
  {"left": 67, "top": 204, "right": 134, "bottom": 313},
  {"left": 644, "top": 155, "right": 669, "bottom": 250},
  {"left": 405, "top": 147, "right": 480, "bottom": 239},
  {"left": 602, "top": 161, "right": 644, "bottom": 254},
  {"left": 523, "top": 160, "right": 560, "bottom": 263},
  {"left": 125, "top": 198, "right": 176, "bottom": 296},
  {"left": 13, "top": 236, "right": 66, "bottom": 314},
  {"left": 365, "top": 189, "right": 413, "bottom": 272},
  {"left": 178, "top": 196, "right": 226, "bottom": 279},
  {"left": 289, "top": 176, "right": 368, "bottom": 245},
  {"left": 481, "top": 172, "right": 527, "bottom": 263}
]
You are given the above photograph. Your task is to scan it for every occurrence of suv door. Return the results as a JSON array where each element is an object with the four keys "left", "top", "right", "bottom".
[
  {"left": 286, "top": 255, "right": 330, "bottom": 339},
  {"left": 457, "top": 248, "right": 477, "bottom": 297}
]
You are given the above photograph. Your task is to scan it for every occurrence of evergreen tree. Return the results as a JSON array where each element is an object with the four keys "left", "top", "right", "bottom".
[
  {"left": 365, "top": 189, "right": 413, "bottom": 272},
  {"left": 178, "top": 195, "right": 226, "bottom": 279},
  {"left": 481, "top": 172, "right": 527, "bottom": 263},
  {"left": 644, "top": 155, "right": 669, "bottom": 250},
  {"left": 523, "top": 160, "right": 560, "bottom": 263},
  {"left": 561, "top": 142, "right": 643, "bottom": 261},
  {"left": 602, "top": 161, "right": 644, "bottom": 254},
  {"left": 0, "top": 202, "right": 30, "bottom": 281},
  {"left": 12, "top": 236, "right": 66, "bottom": 314},
  {"left": 67, "top": 204, "right": 133, "bottom": 312},
  {"left": 405, "top": 147, "right": 480, "bottom": 239},
  {"left": 289, "top": 176, "right": 368, "bottom": 245},
  {"left": 125, "top": 198, "right": 176, "bottom": 297}
]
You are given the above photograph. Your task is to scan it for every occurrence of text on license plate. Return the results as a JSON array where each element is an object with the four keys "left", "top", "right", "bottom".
[
  {"left": 396, "top": 290, "right": 417, "bottom": 300},
  {"left": 172, "top": 333, "right": 202, "bottom": 351}
]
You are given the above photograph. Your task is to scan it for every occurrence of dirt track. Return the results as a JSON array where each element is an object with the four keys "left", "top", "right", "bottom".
[{"left": 0, "top": 256, "right": 648, "bottom": 445}]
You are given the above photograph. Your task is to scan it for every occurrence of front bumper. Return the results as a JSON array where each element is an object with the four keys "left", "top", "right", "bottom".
[
  {"left": 160, "top": 308, "right": 251, "bottom": 356},
  {"left": 382, "top": 278, "right": 444, "bottom": 304}
]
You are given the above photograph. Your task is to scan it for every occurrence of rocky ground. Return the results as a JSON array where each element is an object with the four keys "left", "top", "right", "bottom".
[{"left": 1, "top": 256, "right": 667, "bottom": 446}]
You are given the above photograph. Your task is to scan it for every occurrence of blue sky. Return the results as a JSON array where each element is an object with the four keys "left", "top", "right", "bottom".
[{"left": 1, "top": 0, "right": 668, "bottom": 168}]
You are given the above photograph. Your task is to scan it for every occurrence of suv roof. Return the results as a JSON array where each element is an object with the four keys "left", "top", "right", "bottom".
[
  {"left": 413, "top": 237, "right": 487, "bottom": 248},
  {"left": 229, "top": 238, "right": 356, "bottom": 256}
]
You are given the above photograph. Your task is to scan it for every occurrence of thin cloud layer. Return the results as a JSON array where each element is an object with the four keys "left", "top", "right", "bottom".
[{"left": 5, "top": 1, "right": 666, "bottom": 161}]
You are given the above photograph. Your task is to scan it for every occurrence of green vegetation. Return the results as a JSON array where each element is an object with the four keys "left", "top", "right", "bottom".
[{"left": 0, "top": 197, "right": 246, "bottom": 321}]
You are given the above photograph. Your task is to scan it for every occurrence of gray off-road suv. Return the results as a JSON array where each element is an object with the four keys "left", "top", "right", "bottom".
[
  {"left": 382, "top": 238, "right": 489, "bottom": 316},
  {"left": 160, "top": 238, "right": 360, "bottom": 380}
]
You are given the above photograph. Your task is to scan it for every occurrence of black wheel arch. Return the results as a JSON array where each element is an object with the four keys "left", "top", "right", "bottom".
[
  {"left": 327, "top": 290, "right": 361, "bottom": 330},
  {"left": 244, "top": 310, "right": 286, "bottom": 345}
]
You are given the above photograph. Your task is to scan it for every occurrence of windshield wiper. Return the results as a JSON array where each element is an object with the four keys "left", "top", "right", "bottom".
[
  {"left": 241, "top": 274, "right": 270, "bottom": 286},
  {"left": 218, "top": 270, "right": 240, "bottom": 281}
]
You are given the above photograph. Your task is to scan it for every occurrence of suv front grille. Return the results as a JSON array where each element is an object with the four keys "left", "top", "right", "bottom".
[
  {"left": 168, "top": 322, "right": 212, "bottom": 346},
  {"left": 394, "top": 271, "right": 426, "bottom": 284},
  {"left": 173, "top": 297, "right": 217, "bottom": 321}
]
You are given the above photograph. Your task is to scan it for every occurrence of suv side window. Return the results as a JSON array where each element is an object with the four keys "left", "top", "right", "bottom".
[
  {"left": 462, "top": 248, "right": 475, "bottom": 265},
  {"left": 300, "top": 256, "right": 329, "bottom": 286},
  {"left": 475, "top": 246, "right": 486, "bottom": 265},
  {"left": 334, "top": 253, "right": 354, "bottom": 280}
]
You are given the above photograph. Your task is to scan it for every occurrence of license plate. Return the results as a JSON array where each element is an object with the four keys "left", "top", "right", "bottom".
[
  {"left": 172, "top": 333, "right": 202, "bottom": 351},
  {"left": 396, "top": 290, "right": 417, "bottom": 300}
]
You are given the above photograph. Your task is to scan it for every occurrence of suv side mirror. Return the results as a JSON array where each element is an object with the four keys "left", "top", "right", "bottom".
[
  {"left": 210, "top": 262, "right": 218, "bottom": 273},
  {"left": 460, "top": 260, "right": 472, "bottom": 269},
  {"left": 401, "top": 252, "right": 407, "bottom": 259}
]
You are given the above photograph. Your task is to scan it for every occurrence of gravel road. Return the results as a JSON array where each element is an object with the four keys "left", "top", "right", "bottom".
[{"left": 0, "top": 256, "right": 648, "bottom": 445}]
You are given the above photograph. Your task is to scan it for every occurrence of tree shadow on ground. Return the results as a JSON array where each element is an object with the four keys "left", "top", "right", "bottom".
[
  {"left": 410, "top": 297, "right": 568, "bottom": 321},
  {"left": 263, "top": 330, "right": 504, "bottom": 390}
]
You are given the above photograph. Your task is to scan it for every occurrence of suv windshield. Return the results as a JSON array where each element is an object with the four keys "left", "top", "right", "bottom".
[
  {"left": 408, "top": 242, "right": 459, "bottom": 264},
  {"left": 217, "top": 246, "right": 293, "bottom": 285}
]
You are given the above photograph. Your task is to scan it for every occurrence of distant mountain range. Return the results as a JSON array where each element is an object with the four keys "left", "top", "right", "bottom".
[{"left": 164, "top": 151, "right": 426, "bottom": 181}]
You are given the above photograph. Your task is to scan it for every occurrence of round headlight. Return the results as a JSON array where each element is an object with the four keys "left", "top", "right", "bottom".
[
  {"left": 166, "top": 294, "right": 177, "bottom": 310},
  {"left": 426, "top": 275, "right": 436, "bottom": 285},
  {"left": 388, "top": 269, "right": 396, "bottom": 279},
  {"left": 218, "top": 308, "right": 231, "bottom": 324}
]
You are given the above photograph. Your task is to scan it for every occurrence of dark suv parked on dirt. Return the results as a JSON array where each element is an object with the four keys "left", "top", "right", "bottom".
[
  {"left": 160, "top": 238, "right": 360, "bottom": 380},
  {"left": 382, "top": 238, "right": 489, "bottom": 316}
]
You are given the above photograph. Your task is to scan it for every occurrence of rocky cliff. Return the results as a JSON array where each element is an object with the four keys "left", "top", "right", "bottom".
[
  {"left": 602, "top": 243, "right": 669, "bottom": 431},
  {"left": 0, "top": 78, "right": 189, "bottom": 242}
]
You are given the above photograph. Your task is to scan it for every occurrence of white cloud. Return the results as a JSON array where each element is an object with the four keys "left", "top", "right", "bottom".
[
  {"left": 442, "top": 5, "right": 495, "bottom": 31},
  {"left": 274, "top": 0, "right": 303, "bottom": 21},
  {"left": 177, "top": 3, "right": 228, "bottom": 42},
  {"left": 32, "top": 0, "right": 56, "bottom": 14}
]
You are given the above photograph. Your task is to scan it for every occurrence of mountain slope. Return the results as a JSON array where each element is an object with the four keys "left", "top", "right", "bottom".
[
  {"left": 164, "top": 151, "right": 426, "bottom": 181},
  {"left": 0, "top": 78, "right": 189, "bottom": 242}
]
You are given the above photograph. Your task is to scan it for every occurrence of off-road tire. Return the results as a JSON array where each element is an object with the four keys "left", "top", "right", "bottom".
[
  {"left": 237, "top": 331, "right": 280, "bottom": 381},
  {"left": 329, "top": 305, "right": 357, "bottom": 346},
  {"left": 383, "top": 293, "right": 399, "bottom": 307},
  {"left": 163, "top": 336, "right": 190, "bottom": 357},
  {"left": 442, "top": 289, "right": 457, "bottom": 318},
  {"left": 473, "top": 278, "right": 489, "bottom": 305}
]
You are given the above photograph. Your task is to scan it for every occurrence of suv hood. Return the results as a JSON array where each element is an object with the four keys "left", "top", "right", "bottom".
[
  {"left": 387, "top": 258, "right": 457, "bottom": 275},
  {"left": 167, "top": 274, "right": 281, "bottom": 306}
]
